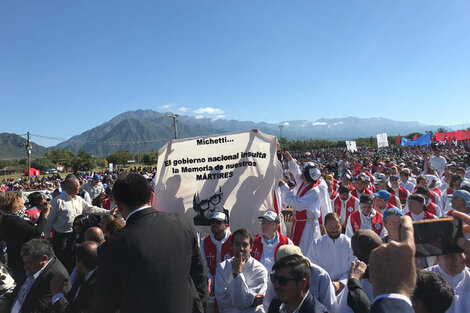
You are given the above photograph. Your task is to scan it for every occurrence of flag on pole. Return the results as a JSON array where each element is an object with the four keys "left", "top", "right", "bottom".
[
  {"left": 413, "top": 134, "right": 418, "bottom": 140},
  {"left": 395, "top": 135, "right": 401, "bottom": 145}
]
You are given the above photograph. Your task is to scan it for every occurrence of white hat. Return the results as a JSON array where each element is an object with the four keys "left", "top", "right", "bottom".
[
  {"left": 210, "top": 212, "right": 227, "bottom": 222},
  {"left": 258, "top": 211, "right": 280, "bottom": 224}
]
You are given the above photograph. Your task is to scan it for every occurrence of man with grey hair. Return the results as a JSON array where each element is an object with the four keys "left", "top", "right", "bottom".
[
  {"left": 9, "top": 239, "right": 70, "bottom": 313},
  {"left": 45, "top": 175, "right": 107, "bottom": 272}
]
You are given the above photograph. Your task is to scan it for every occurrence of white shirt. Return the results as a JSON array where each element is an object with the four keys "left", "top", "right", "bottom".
[
  {"left": 45, "top": 191, "right": 108, "bottom": 236},
  {"left": 82, "top": 181, "right": 105, "bottom": 200},
  {"left": 308, "top": 234, "right": 356, "bottom": 286},
  {"left": 429, "top": 156, "right": 447, "bottom": 175},
  {"left": 399, "top": 181, "right": 415, "bottom": 194},
  {"left": 426, "top": 265, "right": 470, "bottom": 313},
  {"left": 257, "top": 233, "right": 293, "bottom": 274},
  {"left": 215, "top": 257, "right": 268, "bottom": 313}
]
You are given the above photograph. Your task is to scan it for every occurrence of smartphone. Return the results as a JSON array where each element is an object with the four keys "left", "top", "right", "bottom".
[{"left": 413, "top": 218, "right": 463, "bottom": 257}]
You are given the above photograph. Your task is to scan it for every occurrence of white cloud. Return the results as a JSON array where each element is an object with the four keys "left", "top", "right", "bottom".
[
  {"left": 178, "top": 107, "right": 190, "bottom": 112},
  {"left": 195, "top": 115, "right": 205, "bottom": 119},
  {"left": 159, "top": 103, "right": 175, "bottom": 109},
  {"left": 312, "top": 122, "right": 327, "bottom": 126},
  {"left": 283, "top": 122, "right": 290, "bottom": 126},
  {"left": 193, "top": 107, "right": 224, "bottom": 115},
  {"left": 333, "top": 121, "right": 344, "bottom": 126},
  {"left": 212, "top": 115, "right": 226, "bottom": 121}
]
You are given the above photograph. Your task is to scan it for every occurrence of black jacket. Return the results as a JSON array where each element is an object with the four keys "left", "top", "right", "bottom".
[
  {"left": 52, "top": 270, "right": 97, "bottom": 313},
  {"left": 370, "top": 297, "right": 415, "bottom": 313},
  {"left": 268, "top": 292, "right": 328, "bottom": 313},
  {"left": 0, "top": 213, "right": 47, "bottom": 280},
  {"left": 9, "top": 257, "right": 71, "bottom": 313},
  {"left": 93, "top": 207, "right": 207, "bottom": 313}
]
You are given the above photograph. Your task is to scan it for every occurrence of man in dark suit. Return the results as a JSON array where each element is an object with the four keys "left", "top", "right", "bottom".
[
  {"left": 268, "top": 254, "right": 327, "bottom": 313},
  {"left": 9, "top": 238, "right": 71, "bottom": 313},
  {"left": 50, "top": 241, "right": 99, "bottom": 313},
  {"left": 93, "top": 173, "right": 207, "bottom": 313}
]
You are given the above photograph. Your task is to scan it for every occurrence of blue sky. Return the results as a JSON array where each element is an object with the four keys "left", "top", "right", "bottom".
[{"left": 1, "top": 0, "right": 469, "bottom": 147}]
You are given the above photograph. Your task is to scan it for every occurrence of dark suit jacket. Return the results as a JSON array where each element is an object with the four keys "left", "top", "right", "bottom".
[
  {"left": 370, "top": 297, "right": 415, "bottom": 313},
  {"left": 10, "top": 257, "right": 71, "bottom": 313},
  {"left": 268, "top": 292, "right": 328, "bottom": 313},
  {"left": 93, "top": 207, "right": 208, "bottom": 313},
  {"left": 52, "top": 270, "right": 97, "bottom": 313}
]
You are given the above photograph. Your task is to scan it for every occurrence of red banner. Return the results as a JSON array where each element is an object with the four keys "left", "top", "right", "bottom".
[{"left": 436, "top": 131, "right": 470, "bottom": 142}]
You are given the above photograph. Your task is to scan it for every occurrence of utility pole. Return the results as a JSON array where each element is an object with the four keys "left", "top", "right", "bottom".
[
  {"left": 26, "top": 132, "right": 32, "bottom": 177},
  {"left": 169, "top": 114, "right": 179, "bottom": 139},
  {"left": 279, "top": 125, "right": 283, "bottom": 138}
]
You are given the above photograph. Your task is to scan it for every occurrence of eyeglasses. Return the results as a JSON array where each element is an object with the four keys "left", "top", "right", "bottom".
[{"left": 270, "top": 274, "right": 298, "bottom": 286}]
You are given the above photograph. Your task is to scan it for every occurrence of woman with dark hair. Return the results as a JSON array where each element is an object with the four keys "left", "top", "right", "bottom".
[{"left": 0, "top": 192, "right": 50, "bottom": 284}]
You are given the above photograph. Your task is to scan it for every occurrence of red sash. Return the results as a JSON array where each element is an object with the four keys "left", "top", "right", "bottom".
[
  {"left": 349, "top": 211, "right": 384, "bottom": 236},
  {"left": 251, "top": 232, "right": 289, "bottom": 261},
  {"left": 397, "top": 187, "right": 408, "bottom": 206},
  {"left": 425, "top": 202, "right": 437, "bottom": 216},
  {"left": 333, "top": 195, "right": 357, "bottom": 225},
  {"left": 291, "top": 181, "right": 318, "bottom": 246},
  {"left": 203, "top": 234, "right": 233, "bottom": 276},
  {"left": 405, "top": 211, "right": 436, "bottom": 221}
]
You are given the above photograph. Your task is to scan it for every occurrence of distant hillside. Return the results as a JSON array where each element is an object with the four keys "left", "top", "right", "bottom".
[
  {"left": 51, "top": 109, "right": 449, "bottom": 156},
  {"left": 0, "top": 133, "right": 47, "bottom": 159}
]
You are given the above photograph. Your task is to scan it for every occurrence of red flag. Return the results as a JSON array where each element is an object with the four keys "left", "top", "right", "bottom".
[
  {"left": 413, "top": 134, "right": 418, "bottom": 140},
  {"left": 395, "top": 135, "right": 401, "bottom": 145}
]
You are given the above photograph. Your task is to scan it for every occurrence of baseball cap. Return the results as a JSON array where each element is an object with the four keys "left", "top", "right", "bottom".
[
  {"left": 374, "top": 190, "right": 391, "bottom": 201},
  {"left": 449, "top": 190, "right": 470, "bottom": 208},
  {"left": 258, "top": 211, "right": 280, "bottom": 224},
  {"left": 210, "top": 212, "right": 228, "bottom": 222},
  {"left": 275, "top": 245, "right": 311, "bottom": 266},
  {"left": 383, "top": 208, "right": 404, "bottom": 221},
  {"left": 93, "top": 174, "right": 101, "bottom": 180}
]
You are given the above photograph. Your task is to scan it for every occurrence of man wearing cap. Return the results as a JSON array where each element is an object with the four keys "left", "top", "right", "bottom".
[
  {"left": 278, "top": 152, "right": 322, "bottom": 256},
  {"left": 373, "top": 190, "right": 398, "bottom": 215},
  {"left": 215, "top": 229, "right": 268, "bottom": 313},
  {"left": 411, "top": 187, "right": 442, "bottom": 217},
  {"left": 405, "top": 194, "right": 437, "bottom": 221},
  {"left": 399, "top": 168, "right": 416, "bottom": 193},
  {"left": 308, "top": 213, "right": 356, "bottom": 297},
  {"left": 382, "top": 207, "right": 404, "bottom": 243},
  {"left": 251, "top": 211, "right": 292, "bottom": 273},
  {"left": 389, "top": 175, "right": 410, "bottom": 207},
  {"left": 345, "top": 195, "right": 387, "bottom": 238},
  {"left": 200, "top": 212, "right": 233, "bottom": 296},
  {"left": 373, "top": 174, "right": 401, "bottom": 209},
  {"left": 338, "top": 171, "right": 354, "bottom": 192},
  {"left": 449, "top": 190, "right": 470, "bottom": 214},
  {"left": 82, "top": 174, "right": 104, "bottom": 201},
  {"left": 350, "top": 174, "right": 373, "bottom": 200},
  {"left": 332, "top": 186, "right": 360, "bottom": 227}
]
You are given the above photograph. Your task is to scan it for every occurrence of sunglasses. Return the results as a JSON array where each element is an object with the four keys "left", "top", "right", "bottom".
[{"left": 270, "top": 274, "right": 298, "bottom": 286}]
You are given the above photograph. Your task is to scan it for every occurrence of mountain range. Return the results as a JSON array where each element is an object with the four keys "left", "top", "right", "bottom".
[{"left": 1, "top": 110, "right": 468, "bottom": 158}]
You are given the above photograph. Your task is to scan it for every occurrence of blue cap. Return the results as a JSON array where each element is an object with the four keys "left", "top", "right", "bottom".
[
  {"left": 374, "top": 190, "right": 391, "bottom": 201},
  {"left": 450, "top": 190, "right": 470, "bottom": 208},
  {"left": 93, "top": 174, "right": 101, "bottom": 180},
  {"left": 383, "top": 207, "right": 403, "bottom": 220}
]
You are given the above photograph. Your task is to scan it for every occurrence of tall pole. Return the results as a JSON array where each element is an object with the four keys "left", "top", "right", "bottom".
[
  {"left": 26, "top": 132, "right": 32, "bottom": 177},
  {"left": 169, "top": 115, "right": 179, "bottom": 139},
  {"left": 279, "top": 125, "right": 283, "bottom": 138}
]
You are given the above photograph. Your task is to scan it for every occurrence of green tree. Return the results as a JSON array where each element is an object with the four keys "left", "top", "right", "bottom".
[
  {"left": 72, "top": 150, "right": 96, "bottom": 172},
  {"left": 142, "top": 153, "right": 157, "bottom": 165},
  {"left": 436, "top": 128, "right": 448, "bottom": 133},
  {"left": 106, "top": 150, "right": 135, "bottom": 165},
  {"left": 31, "top": 158, "right": 55, "bottom": 172},
  {"left": 45, "top": 150, "right": 75, "bottom": 167}
]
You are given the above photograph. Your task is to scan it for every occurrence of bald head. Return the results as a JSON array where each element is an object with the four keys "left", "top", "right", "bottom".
[{"left": 84, "top": 227, "right": 105, "bottom": 244}]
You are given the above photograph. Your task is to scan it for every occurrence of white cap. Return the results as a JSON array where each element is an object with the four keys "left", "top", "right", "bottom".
[
  {"left": 259, "top": 211, "right": 280, "bottom": 224},
  {"left": 210, "top": 212, "right": 227, "bottom": 222}
]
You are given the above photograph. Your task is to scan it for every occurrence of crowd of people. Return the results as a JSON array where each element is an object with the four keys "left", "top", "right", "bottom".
[{"left": 0, "top": 143, "right": 469, "bottom": 313}]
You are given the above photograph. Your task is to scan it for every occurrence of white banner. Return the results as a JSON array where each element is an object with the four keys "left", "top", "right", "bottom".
[
  {"left": 345, "top": 141, "right": 357, "bottom": 152},
  {"left": 376, "top": 133, "right": 389, "bottom": 148},
  {"left": 153, "top": 130, "right": 283, "bottom": 235}
]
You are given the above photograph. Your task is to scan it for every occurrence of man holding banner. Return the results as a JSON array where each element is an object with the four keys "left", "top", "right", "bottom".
[{"left": 278, "top": 152, "right": 322, "bottom": 256}]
